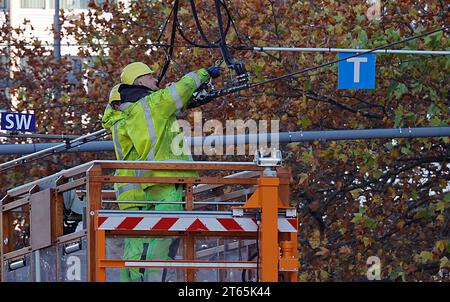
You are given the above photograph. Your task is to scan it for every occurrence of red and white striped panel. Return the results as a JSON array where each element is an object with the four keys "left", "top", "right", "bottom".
[{"left": 97, "top": 215, "right": 297, "bottom": 233}]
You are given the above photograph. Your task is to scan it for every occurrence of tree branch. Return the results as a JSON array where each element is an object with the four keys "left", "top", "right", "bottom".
[{"left": 266, "top": 90, "right": 384, "bottom": 119}]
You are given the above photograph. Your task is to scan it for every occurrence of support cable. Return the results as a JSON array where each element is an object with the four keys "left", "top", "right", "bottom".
[
  {"left": 1, "top": 25, "right": 447, "bottom": 171},
  {"left": 188, "top": 25, "right": 448, "bottom": 106},
  {"left": 155, "top": 4, "right": 175, "bottom": 46},
  {"left": 222, "top": 0, "right": 245, "bottom": 46},
  {"left": 175, "top": 0, "right": 231, "bottom": 49},
  {"left": 157, "top": 0, "right": 179, "bottom": 85},
  {"left": 0, "top": 133, "right": 80, "bottom": 140},
  {"left": 0, "top": 129, "right": 108, "bottom": 172},
  {"left": 249, "top": 26, "right": 449, "bottom": 89},
  {"left": 189, "top": 0, "right": 225, "bottom": 46}
]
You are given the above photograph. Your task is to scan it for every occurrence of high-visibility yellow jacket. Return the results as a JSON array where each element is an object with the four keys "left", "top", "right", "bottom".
[
  {"left": 117, "top": 68, "right": 210, "bottom": 190},
  {"left": 102, "top": 105, "right": 145, "bottom": 209}
]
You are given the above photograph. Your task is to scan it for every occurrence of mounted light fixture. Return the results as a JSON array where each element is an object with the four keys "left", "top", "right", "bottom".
[
  {"left": 63, "top": 241, "right": 82, "bottom": 255},
  {"left": 254, "top": 148, "right": 283, "bottom": 167},
  {"left": 8, "top": 258, "right": 26, "bottom": 271}
]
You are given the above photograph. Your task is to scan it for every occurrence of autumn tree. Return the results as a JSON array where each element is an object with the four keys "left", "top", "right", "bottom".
[{"left": 0, "top": 0, "right": 449, "bottom": 281}]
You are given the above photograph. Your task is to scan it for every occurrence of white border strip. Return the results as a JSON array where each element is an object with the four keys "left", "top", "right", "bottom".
[
  {"left": 99, "top": 216, "right": 125, "bottom": 229},
  {"left": 278, "top": 218, "right": 297, "bottom": 232},
  {"left": 133, "top": 217, "right": 161, "bottom": 230}
]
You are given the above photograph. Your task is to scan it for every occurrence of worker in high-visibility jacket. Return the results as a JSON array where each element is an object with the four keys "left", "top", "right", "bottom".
[
  {"left": 102, "top": 84, "right": 149, "bottom": 282},
  {"left": 102, "top": 84, "right": 146, "bottom": 204},
  {"left": 115, "top": 62, "right": 221, "bottom": 281}
]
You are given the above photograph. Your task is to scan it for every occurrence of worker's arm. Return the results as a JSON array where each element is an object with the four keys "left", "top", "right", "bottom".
[
  {"left": 145, "top": 68, "right": 211, "bottom": 118},
  {"left": 101, "top": 105, "right": 128, "bottom": 160}
]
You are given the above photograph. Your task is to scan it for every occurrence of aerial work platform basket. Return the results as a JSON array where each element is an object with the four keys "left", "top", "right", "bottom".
[{"left": 1, "top": 157, "right": 298, "bottom": 282}]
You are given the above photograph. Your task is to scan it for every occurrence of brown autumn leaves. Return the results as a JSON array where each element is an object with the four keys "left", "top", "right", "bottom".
[{"left": 0, "top": 0, "right": 449, "bottom": 281}]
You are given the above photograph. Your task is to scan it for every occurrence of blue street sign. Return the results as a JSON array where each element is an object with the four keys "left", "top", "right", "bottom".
[
  {"left": 1, "top": 112, "right": 36, "bottom": 131},
  {"left": 338, "top": 52, "right": 376, "bottom": 89}
]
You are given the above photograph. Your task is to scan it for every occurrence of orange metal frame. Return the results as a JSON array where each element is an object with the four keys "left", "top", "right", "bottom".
[{"left": 1, "top": 160, "right": 298, "bottom": 282}]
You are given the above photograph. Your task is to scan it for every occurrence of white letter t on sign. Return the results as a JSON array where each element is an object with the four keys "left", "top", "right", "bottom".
[{"left": 346, "top": 57, "right": 368, "bottom": 83}]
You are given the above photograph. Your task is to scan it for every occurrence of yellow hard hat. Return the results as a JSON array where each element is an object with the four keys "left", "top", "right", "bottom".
[
  {"left": 120, "top": 62, "right": 154, "bottom": 85},
  {"left": 109, "top": 84, "right": 121, "bottom": 104}
]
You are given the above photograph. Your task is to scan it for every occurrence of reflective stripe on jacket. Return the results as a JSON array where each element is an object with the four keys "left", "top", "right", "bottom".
[
  {"left": 102, "top": 105, "right": 145, "bottom": 209},
  {"left": 118, "top": 69, "right": 210, "bottom": 190}
]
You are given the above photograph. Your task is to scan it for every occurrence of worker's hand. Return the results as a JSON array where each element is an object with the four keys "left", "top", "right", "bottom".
[{"left": 206, "top": 66, "right": 221, "bottom": 78}]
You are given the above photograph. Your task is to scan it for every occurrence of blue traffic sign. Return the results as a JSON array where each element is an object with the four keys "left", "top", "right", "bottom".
[
  {"left": 338, "top": 52, "right": 376, "bottom": 89},
  {"left": 1, "top": 112, "right": 36, "bottom": 131}
]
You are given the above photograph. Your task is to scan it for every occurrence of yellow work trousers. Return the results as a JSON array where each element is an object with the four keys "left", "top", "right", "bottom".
[{"left": 120, "top": 184, "right": 183, "bottom": 282}]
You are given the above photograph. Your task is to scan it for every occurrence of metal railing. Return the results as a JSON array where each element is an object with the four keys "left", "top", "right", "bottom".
[{"left": 1, "top": 160, "right": 297, "bottom": 282}]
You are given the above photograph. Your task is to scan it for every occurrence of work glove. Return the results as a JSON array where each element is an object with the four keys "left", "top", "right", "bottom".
[{"left": 206, "top": 66, "right": 221, "bottom": 78}]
